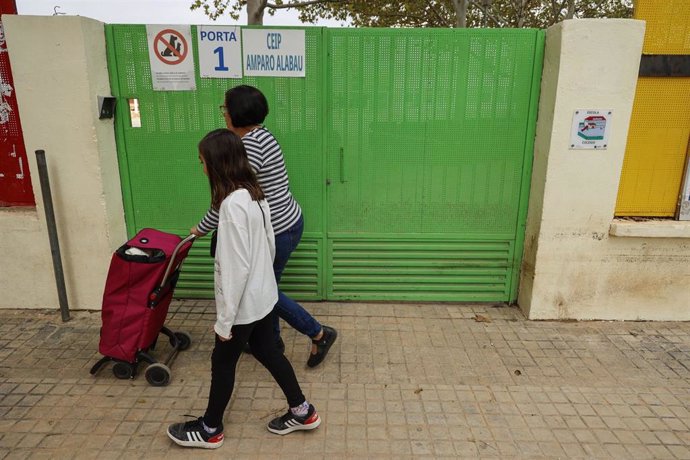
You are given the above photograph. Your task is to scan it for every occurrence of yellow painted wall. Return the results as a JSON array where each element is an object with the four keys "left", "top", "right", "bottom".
[
  {"left": 637, "top": 0, "right": 690, "bottom": 55},
  {"left": 615, "top": 0, "right": 690, "bottom": 216}
]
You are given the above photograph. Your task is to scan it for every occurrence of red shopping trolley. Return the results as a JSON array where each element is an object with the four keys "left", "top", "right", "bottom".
[{"left": 90, "top": 229, "right": 195, "bottom": 386}]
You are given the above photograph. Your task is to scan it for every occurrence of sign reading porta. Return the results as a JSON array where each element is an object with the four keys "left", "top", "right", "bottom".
[
  {"left": 569, "top": 109, "right": 612, "bottom": 150},
  {"left": 242, "top": 29, "right": 305, "bottom": 78},
  {"left": 146, "top": 25, "right": 196, "bottom": 91},
  {"left": 198, "top": 26, "right": 242, "bottom": 79}
]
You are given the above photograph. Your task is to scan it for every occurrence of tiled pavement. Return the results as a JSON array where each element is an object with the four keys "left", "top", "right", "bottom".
[{"left": 0, "top": 301, "right": 689, "bottom": 459}]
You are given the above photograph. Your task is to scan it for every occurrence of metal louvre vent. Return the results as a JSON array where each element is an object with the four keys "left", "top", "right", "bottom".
[
  {"left": 329, "top": 239, "right": 513, "bottom": 301},
  {"left": 277, "top": 237, "right": 322, "bottom": 299},
  {"left": 175, "top": 237, "right": 322, "bottom": 300}
]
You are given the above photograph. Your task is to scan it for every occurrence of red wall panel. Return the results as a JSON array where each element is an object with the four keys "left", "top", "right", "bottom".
[{"left": 0, "top": 0, "right": 35, "bottom": 206}]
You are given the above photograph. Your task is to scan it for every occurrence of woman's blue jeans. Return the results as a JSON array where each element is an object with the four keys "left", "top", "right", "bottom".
[{"left": 273, "top": 215, "right": 322, "bottom": 340}]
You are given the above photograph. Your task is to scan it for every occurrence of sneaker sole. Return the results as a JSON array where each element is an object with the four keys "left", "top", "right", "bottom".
[
  {"left": 267, "top": 414, "right": 322, "bottom": 435},
  {"left": 167, "top": 429, "right": 224, "bottom": 449}
]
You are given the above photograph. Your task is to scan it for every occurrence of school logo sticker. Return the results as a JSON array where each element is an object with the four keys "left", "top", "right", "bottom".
[{"left": 569, "top": 109, "right": 612, "bottom": 150}]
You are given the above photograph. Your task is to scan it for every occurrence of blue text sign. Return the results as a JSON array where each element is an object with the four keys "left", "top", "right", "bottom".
[
  {"left": 242, "top": 29, "right": 305, "bottom": 78},
  {"left": 198, "top": 26, "right": 242, "bottom": 79}
]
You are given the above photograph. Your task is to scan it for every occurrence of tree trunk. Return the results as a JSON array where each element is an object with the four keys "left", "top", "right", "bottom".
[
  {"left": 454, "top": 0, "right": 468, "bottom": 27},
  {"left": 565, "top": 0, "right": 576, "bottom": 19},
  {"left": 517, "top": 0, "right": 527, "bottom": 28},
  {"left": 247, "top": 0, "right": 267, "bottom": 25},
  {"left": 480, "top": 0, "right": 492, "bottom": 27}
]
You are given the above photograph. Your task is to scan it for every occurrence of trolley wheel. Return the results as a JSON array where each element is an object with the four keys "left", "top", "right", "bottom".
[
  {"left": 145, "top": 363, "right": 171, "bottom": 387},
  {"left": 112, "top": 361, "right": 134, "bottom": 380},
  {"left": 173, "top": 331, "right": 192, "bottom": 351}
]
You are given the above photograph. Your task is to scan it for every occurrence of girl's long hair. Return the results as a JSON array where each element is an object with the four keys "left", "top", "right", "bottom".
[{"left": 198, "top": 128, "right": 265, "bottom": 210}]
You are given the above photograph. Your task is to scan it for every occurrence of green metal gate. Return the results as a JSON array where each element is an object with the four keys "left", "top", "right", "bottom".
[{"left": 106, "top": 25, "right": 543, "bottom": 303}]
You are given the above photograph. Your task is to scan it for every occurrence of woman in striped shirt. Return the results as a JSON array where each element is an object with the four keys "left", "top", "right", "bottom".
[{"left": 192, "top": 85, "right": 337, "bottom": 368}]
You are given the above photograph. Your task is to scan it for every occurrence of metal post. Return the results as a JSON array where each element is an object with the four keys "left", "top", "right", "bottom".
[
  {"left": 35, "top": 150, "right": 70, "bottom": 322},
  {"left": 679, "top": 145, "right": 690, "bottom": 221}
]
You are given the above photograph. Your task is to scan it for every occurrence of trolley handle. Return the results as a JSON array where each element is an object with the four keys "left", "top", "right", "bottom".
[
  {"left": 148, "top": 234, "right": 196, "bottom": 308},
  {"left": 160, "top": 234, "right": 196, "bottom": 289}
]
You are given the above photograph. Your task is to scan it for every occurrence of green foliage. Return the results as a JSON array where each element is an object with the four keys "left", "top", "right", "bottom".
[
  {"left": 190, "top": 0, "right": 634, "bottom": 27},
  {"left": 190, "top": 0, "right": 245, "bottom": 21}
]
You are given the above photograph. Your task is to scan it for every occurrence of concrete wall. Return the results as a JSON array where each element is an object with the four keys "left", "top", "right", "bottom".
[
  {"left": 519, "top": 19, "right": 690, "bottom": 321},
  {"left": 1, "top": 15, "right": 126, "bottom": 310}
]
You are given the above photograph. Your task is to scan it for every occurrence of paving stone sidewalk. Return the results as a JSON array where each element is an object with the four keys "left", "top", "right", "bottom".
[{"left": 0, "top": 301, "right": 689, "bottom": 459}]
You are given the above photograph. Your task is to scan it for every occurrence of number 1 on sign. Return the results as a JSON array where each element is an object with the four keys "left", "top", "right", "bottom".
[
  {"left": 198, "top": 26, "right": 242, "bottom": 78},
  {"left": 213, "top": 47, "right": 229, "bottom": 71}
]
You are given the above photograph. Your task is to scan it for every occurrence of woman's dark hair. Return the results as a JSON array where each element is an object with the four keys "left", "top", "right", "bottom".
[
  {"left": 225, "top": 85, "right": 269, "bottom": 127},
  {"left": 198, "top": 128, "right": 265, "bottom": 209}
]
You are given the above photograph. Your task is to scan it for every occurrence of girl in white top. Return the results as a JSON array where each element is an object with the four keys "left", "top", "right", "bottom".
[{"left": 167, "top": 129, "right": 321, "bottom": 450}]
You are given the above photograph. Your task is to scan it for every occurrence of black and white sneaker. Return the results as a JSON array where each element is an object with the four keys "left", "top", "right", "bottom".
[
  {"left": 267, "top": 404, "right": 321, "bottom": 435},
  {"left": 167, "top": 416, "right": 224, "bottom": 449}
]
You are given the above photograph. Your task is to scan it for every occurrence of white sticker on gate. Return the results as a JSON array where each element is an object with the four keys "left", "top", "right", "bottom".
[
  {"left": 146, "top": 25, "right": 196, "bottom": 91},
  {"left": 198, "top": 26, "right": 243, "bottom": 79},
  {"left": 242, "top": 29, "right": 305, "bottom": 78}
]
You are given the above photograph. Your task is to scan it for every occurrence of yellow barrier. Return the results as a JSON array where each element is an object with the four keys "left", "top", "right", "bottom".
[
  {"left": 636, "top": 0, "right": 690, "bottom": 55},
  {"left": 616, "top": 0, "right": 690, "bottom": 216}
]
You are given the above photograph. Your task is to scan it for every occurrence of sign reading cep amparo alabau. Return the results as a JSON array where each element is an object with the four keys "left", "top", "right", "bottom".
[
  {"left": 242, "top": 29, "right": 305, "bottom": 78},
  {"left": 198, "top": 26, "right": 242, "bottom": 79},
  {"left": 146, "top": 25, "right": 196, "bottom": 91}
]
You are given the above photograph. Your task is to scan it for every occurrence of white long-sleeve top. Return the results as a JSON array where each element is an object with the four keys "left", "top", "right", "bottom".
[{"left": 213, "top": 188, "right": 278, "bottom": 339}]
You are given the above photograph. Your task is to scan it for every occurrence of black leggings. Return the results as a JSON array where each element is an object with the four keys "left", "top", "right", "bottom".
[{"left": 203, "top": 311, "right": 306, "bottom": 428}]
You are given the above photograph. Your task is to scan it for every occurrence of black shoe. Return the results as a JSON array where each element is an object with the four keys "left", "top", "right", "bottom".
[
  {"left": 167, "top": 416, "right": 224, "bottom": 449},
  {"left": 267, "top": 404, "right": 321, "bottom": 435},
  {"left": 307, "top": 326, "right": 337, "bottom": 368},
  {"left": 244, "top": 337, "right": 285, "bottom": 355}
]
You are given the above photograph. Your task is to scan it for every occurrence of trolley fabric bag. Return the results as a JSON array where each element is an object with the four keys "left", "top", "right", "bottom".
[{"left": 91, "top": 228, "right": 194, "bottom": 385}]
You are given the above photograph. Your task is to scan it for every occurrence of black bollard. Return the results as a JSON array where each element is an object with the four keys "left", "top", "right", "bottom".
[{"left": 35, "top": 150, "right": 70, "bottom": 322}]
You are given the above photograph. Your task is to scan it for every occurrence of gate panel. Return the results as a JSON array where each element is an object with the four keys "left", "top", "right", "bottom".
[
  {"left": 108, "top": 26, "right": 543, "bottom": 303},
  {"left": 106, "top": 25, "right": 325, "bottom": 299},
  {"left": 325, "top": 29, "right": 543, "bottom": 301}
]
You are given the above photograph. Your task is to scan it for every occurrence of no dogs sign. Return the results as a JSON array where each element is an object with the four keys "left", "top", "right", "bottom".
[{"left": 146, "top": 25, "right": 196, "bottom": 91}]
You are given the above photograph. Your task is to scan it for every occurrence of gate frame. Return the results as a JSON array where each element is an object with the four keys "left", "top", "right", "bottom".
[{"left": 509, "top": 30, "right": 545, "bottom": 302}]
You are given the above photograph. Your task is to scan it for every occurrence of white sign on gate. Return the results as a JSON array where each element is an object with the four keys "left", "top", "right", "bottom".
[
  {"left": 242, "top": 29, "right": 305, "bottom": 78},
  {"left": 146, "top": 25, "right": 196, "bottom": 91},
  {"left": 198, "top": 26, "right": 242, "bottom": 79}
]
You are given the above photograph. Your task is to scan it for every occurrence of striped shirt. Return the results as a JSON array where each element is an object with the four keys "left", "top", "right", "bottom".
[{"left": 197, "top": 126, "right": 302, "bottom": 236}]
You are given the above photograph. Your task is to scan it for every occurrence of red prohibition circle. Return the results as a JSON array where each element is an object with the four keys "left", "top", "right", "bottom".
[{"left": 153, "top": 29, "right": 189, "bottom": 65}]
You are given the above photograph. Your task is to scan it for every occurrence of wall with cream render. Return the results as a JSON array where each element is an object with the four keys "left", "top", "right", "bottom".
[
  {"left": 0, "top": 15, "right": 125, "bottom": 310},
  {"left": 519, "top": 19, "right": 690, "bottom": 320}
]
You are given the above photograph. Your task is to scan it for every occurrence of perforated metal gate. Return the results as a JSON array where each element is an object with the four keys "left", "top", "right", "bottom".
[
  {"left": 616, "top": 1, "right": 690, "bottom": 217},
  {"left": 106, "top": 25, "right": 544, "bottom": 303}
]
